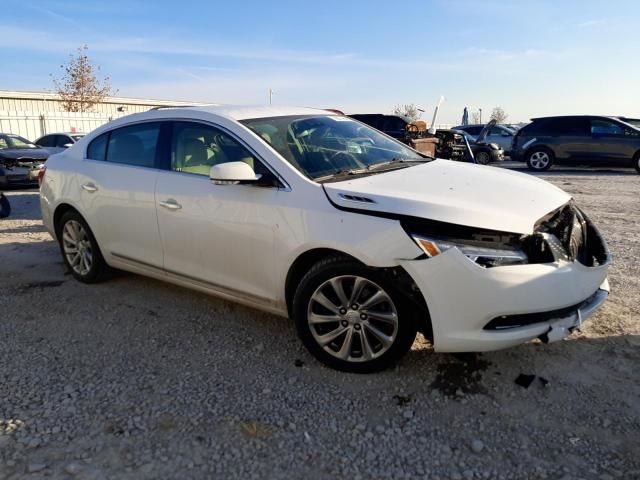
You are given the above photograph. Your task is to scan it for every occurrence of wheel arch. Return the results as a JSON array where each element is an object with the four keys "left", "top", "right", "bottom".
[
  {"left": 53, "top": 203, "right": 83, "bottom": 238},
  {"left": 283, "top": 247, "right": 433, "bottom": 340},
  {"left": 284, "top": 248, "right": 360, "bottom": 317}
]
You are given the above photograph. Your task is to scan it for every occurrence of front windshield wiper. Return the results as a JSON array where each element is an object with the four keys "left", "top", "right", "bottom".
[
  {"left": 313, "top": 168, "right": 370, "bottom": 182},
  {"left": 366, "top": 157, "right": 432, "bottom": 172}
]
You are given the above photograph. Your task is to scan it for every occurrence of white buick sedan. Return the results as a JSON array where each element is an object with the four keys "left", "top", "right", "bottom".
[{"left": 40, "top": 106, "right": 611, "bottom": 372}]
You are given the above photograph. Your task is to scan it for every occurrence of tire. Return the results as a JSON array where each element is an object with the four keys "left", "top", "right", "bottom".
[
  {"left": 634, "top": 152, "right": 640, "bottom": 174},
  {"left": 57, "top": 210, "right": 111, "bottom": 283},
  {"left": 526, "top": 147, "right": 554, "bottom": 171},
  {"left": 292, "top": 255, "right": 418, "bottom": 373},
  {"left": 474, "top": 150, "right": 491, "bottom": 165}
]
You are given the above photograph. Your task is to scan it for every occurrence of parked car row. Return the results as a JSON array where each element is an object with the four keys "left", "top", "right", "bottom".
[
  {"left": 348, "top": 111, "right": 640, "bottom": 174},
  {"left": 0, "top": 132, "right": 84, "bottom": 188}
]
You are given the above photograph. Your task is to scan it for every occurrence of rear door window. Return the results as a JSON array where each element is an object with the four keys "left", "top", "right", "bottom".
[
  {"left": 105, "top": 122, "right": 162, "bottom": 168},
  {"left": 542, "top": 118, "right": 589, "bottom": 136}
]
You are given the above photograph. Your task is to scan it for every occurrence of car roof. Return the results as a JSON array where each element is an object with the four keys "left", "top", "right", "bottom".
[
  {"left": 152, "top": 104, "right": 331, "bottom": 121},
  {"left": 530, "top": 115, "right": 626, "bottom": 121}
]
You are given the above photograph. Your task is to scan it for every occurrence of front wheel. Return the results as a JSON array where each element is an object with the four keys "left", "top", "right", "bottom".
[
  {"left": 526, "top": 148, "right": 554, "bottom": 171},
  {"left": 292, "top": 256, "right": 417, "bottom": 373},
  {"left": 474, "top": 150, "right": 492, "bottom": 165}
]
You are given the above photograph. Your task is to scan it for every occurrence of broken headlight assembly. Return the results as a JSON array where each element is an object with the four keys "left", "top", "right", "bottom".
[{"left": 409, "top": 234, "right": 528, "bottom": 268}]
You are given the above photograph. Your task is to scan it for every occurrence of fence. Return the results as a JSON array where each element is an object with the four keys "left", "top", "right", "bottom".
[{"left": 0, "top": 110, "right": 129, "bottom": 141}]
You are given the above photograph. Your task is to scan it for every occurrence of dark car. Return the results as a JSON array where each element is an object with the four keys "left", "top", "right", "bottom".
[
  {"left": 348, "top": 114, "right": 411, "bottom": 142},
  {"left": 447, "top": 120, "right": 505, "bottom": 164},
  {"left": 511, "top": 115, "right": 640, "bottom": 173},
  {"left": 0, "top": 134, "right": 49, "bottom": 188}
]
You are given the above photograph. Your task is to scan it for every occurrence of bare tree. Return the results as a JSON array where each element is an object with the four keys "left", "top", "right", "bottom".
[
  {"left": 489, "top": 106, "right": 508, "bottom": 123},
  {"left": 392, "top": 103, "right": 421, "bottom": 121},
  {"left": 471, "top": 111, "right": 481, "bottom": 124},
  {"left": 52, "top": 45, "right": 115, "bottom": 112}
]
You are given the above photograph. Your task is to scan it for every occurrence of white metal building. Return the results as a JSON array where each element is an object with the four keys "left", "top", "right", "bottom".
[{"left": 0, "top": 90, "right": 205, "bottom": 140}]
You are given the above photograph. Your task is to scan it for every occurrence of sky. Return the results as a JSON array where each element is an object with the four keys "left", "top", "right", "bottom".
[{"left": 1, "top": 0, "right": 639, "bottom": 124}]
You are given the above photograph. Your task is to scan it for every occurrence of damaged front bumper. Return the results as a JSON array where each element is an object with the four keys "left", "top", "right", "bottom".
[{"left": 399, "top": 222, "right": 611, "bottom": 353}]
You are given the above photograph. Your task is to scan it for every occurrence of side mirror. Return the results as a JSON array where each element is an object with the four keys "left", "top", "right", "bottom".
[
  {"left": 209, "top": 161, "right": 262, "bottom": 185},
  {"left": 63, "top": 143, "right": 73, "bottom": 148}
]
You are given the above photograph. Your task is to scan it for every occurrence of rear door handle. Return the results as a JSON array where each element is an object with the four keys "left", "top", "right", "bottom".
[
  {"left": 159, "top": 199, "right": 182, "bottom": 210},
  {"left": 81, "top": 183, "right": 98, "bottom": 193}
]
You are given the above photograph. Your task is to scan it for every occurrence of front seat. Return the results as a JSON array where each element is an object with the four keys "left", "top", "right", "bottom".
[{"left": 180, "top": 138, "right": 210, "bottom": 175}]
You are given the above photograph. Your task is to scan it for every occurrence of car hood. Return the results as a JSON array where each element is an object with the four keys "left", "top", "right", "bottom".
[
  {"left": 0, "top": 148, "right": 49, "bottom": 161},
  {"left": 475, "top": 119, "right": 497, "bottom": 143},
  {"left": 323, "top": 160, "right": 571, "bottom": 234}
]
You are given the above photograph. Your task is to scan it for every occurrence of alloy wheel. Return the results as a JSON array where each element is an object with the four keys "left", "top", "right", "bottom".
[
  {"left": 529, "top": 151, "right": 550, "bottom": 169},
  {"left": 62, "top": 220, "right": 93, "bottom": 276},
  {"left": 307, "top": 275, "right": 399, "bottom": 362}
]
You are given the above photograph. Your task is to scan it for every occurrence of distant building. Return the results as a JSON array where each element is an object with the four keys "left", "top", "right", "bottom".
[{"left": 0, "top": 89, "right": 206, "bottom": 139}]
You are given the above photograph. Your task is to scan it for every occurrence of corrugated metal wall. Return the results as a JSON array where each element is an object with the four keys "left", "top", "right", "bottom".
[
  {"left": 0, "top": 111, "right": 130, "bottom": 140},
  {"left": 0, "top": 97, "right": 167, "bottom": 116}
]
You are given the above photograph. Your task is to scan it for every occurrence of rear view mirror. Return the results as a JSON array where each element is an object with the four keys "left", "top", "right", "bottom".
[{"left": 210, "top": 161, "right": 262, "bottom": 185}]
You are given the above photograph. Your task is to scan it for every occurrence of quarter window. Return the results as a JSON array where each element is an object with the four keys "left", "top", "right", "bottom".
[
  {"left": 591, "top": 119, "right": 625, "bottom": 136},
  {"left": 86, "top": 132, "right": 109, "bottom": 161},
  {"left": 171, "top": 122, "right": 269, "bottom": 177}
]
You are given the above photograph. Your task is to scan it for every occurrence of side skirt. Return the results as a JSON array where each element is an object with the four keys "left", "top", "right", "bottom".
[{"left": 108, "top": 252, "right": 288, "bottom": 318}]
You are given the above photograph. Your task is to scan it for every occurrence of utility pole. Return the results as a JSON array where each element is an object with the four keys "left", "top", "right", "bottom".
[
  {"left": 479, "top": 108, "right": 483, "bottom": 124},
  {"left": 269, "top": 88, "right": 273, "bottom": 105}
]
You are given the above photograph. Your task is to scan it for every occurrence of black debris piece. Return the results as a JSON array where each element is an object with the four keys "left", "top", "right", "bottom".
[
  {"left": 539, "top": 377, "right": 550, "bottom": 387},
  {"left": 392, "top": 394, "right": 412, "bottom": 406},
  {"left": 515, "top": 373, "right": 536, "bottom": 389},
  {"left": 294, "top": 359, "right": 304, "bottom": 367}
]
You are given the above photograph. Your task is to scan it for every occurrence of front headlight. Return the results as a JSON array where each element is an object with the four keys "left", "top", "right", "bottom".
[{"left": 410, "top": 234, "right": 528, "bottom": 268}]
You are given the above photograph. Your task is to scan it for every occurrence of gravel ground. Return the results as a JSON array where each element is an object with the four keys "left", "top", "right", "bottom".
[{"left": 1, "top": 167, "right": 639, "bottom": 480}]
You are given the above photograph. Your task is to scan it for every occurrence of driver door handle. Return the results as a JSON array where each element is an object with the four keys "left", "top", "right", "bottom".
[
  {"left": 159, "top": 199, "right": 182, "bottom": 210},
  {"left": 81, "top": 183, "right": 98, "bottom": 193}
]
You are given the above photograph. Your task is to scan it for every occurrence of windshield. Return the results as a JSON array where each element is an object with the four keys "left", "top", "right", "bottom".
[
  {"left": 240, "top": 115, "right": 428, "bottom": 181},
  {"left": 0, "top": 135, "right": 38, "bottom": 150}
]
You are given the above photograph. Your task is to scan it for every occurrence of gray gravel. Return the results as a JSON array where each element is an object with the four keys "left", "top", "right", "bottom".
[{"left": 0, "top": 167, "right": 639, "bottom": 479}]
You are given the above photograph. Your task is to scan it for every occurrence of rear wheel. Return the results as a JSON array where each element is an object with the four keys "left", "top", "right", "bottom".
[
  {"left": 293, "top": 256, "right": 417, "bottom": 373},
  {"left": 634, "top": 152, "right": 640, "bottom": 174},
  {"left": 57, "top": 210, "right": 110, "bottom": 283}
]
